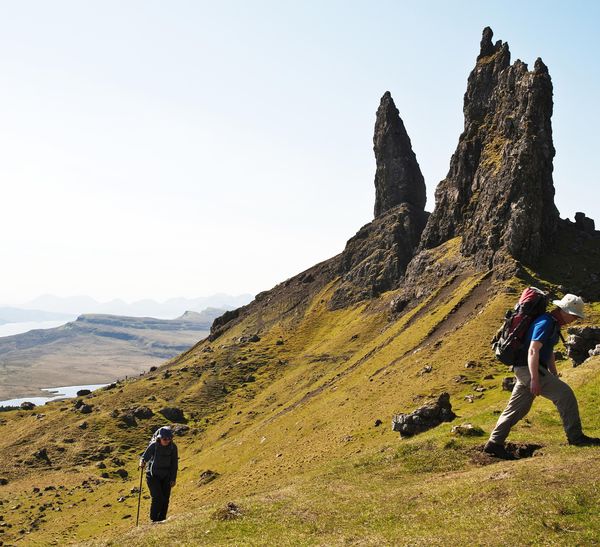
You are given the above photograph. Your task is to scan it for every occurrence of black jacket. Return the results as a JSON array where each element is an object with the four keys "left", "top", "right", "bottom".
[{"left": 141, "top": 441, "right": 178, "bottom": 481}]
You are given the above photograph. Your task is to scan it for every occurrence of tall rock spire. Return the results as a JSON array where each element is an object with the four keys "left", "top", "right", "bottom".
[
  {"left": 419, "top": 27, "right": 558, "bottom": 268},
  {"left": 329, "top": 93, "right": 428, "bottom": 309},
  {"left": 373, "top": 92, "right": 426, "bottom": 217}
]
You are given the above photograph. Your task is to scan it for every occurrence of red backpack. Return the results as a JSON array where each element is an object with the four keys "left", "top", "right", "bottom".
[{"left": 492, "top": 287, "right": 549, "bottom": 366}]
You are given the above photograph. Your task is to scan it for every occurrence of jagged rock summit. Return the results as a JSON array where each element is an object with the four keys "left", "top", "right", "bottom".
[{"left": 420, "top": 27, "right": 559, "bottom": 270}]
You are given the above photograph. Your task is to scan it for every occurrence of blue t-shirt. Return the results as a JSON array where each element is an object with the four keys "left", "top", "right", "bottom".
[{"left": 521, "top": 313, "right": 559, "bottom": 367}]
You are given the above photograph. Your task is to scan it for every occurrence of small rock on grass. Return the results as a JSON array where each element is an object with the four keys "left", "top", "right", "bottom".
[
  {"left": 198, "top": 470, "right": 220, "bottom": 485},
  {"left": 115, "top": 469, "right": 128, "bottom": 479},
  {"left": 451, "top": 423, "right": 485, "bottom": 436},
  {"left": 211, "top": 502, "right": 242, "bottom": 521}
]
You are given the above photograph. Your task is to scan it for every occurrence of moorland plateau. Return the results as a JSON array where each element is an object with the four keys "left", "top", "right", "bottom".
[{"left": 0, "top": 310, "right": 221, "bottom": 400}]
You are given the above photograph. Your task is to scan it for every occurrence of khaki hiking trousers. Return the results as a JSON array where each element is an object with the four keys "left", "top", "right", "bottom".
[{"left": 489, "top": 366, "right": 583, "bottom": 445}]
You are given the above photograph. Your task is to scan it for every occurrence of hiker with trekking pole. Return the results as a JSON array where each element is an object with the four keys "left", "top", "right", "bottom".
[
  {"left": 138, "top": 426, "right": 179, "bottom": 523},
  {"left": 485, "top": 290, "right": 600, "bottom": 459}
]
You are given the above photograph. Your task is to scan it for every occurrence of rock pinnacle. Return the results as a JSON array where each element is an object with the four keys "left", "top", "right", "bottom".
[{"left": 373, "top": 91, "right": 426, "bottom": 217}]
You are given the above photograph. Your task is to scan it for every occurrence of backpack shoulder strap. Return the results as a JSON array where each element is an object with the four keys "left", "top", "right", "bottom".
[{"left": 549, "top": 316, "right": 566, "bottom": 344}]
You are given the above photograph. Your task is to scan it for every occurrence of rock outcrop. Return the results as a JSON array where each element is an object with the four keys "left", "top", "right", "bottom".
[
  {"left": 329, "top": 204, "right": 428, "bottom": 309},
  {"left": 565, "top": 326, "right": 600, "bottom": 366},
  {"left": 330, "top": 93, "right": 428, "bottom": 309},
  {"left": 574, "top": 212, "right": 596, "bottom": 236},
  {"left": 374, "top": 92, "right": 426, "bottom": 216},
  {"left": 392, "top": 392, "right": 456, "bottom": 437},
  {"left": 419, "top": 27, "right": 559, "bottom": 270}
]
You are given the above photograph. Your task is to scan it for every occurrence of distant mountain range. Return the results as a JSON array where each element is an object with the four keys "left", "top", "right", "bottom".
[
  {"left": 0, "top": 308, "right": 224, "bottom": 400},
  {"left": 4, "top": 293, "right": 253, "bottom": 321}
]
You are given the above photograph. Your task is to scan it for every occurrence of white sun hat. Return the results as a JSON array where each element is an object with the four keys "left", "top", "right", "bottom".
[{"left": 552, "top": 294, "right": 586, "bottom": 318}]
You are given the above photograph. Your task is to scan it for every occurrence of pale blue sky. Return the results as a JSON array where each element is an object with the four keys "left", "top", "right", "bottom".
[{"left": 1, "top": 1, "right": 598, "bottom": 304}]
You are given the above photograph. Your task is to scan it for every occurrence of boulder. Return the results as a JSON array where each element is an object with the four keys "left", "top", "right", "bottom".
[
  {"left": 392, "top": 392, "right": 456, "bottom": 437},
  {"left": 133, "top": 406, "right": 154, "bottom": 420},
  {"left": 79, "top": 404, "right": 93, "bottom": 414},
  {"left": 115, "top": 469, "right": 128, "bottom": 479},
  {"left": 118, "top": 413, "right": 137, "bottom": 427},
  {"left": 159, "top": 407, "right": 186, "bottom": 423},
  {"left": 565, "top": 326, "right": 600, "bottom": 365},
  {"left": 198, "top": 470, "right": 220, "bottom": 485},
  {"left": 171, "top": 424, "right": 190, "bottom": 436},
  {"left": 20, "top": 402, "right": 36, "bottom": 411},
  {"left": 34, "top": 448, "right": 50, "bottom": 462},
  {"left": 76, "top": 389, "right": 91, "bottom": 397}
]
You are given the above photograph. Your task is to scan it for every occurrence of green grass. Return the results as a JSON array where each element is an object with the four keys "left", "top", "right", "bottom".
[{"left": 1, "top": 240, "right": 600, "bottom": 546}]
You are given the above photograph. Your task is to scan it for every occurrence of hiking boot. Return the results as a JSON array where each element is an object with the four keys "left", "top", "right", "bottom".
[
  {"left": 569, "top": 434, "right": 600, "bottom": 447},
  {"left": 483, "top": 441, "right": 517, "bottom": 460}
]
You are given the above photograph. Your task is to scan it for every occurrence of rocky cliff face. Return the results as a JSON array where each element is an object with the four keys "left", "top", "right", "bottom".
[
  {"left": 373, "top": 92, "right": 427, "bottom": 216},
  {"left": 419, "top": 27, "right": 559, "bottom": 270},
  {"left": 329, "top": 203, "right": 428, "bottom": 309},
  {"left": 329, "top": 93, "right": 428, "bottom": 309}
]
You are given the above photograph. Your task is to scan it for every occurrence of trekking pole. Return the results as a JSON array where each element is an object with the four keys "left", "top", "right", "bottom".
[{"left": 136, "top": 465, "right": 144, "bottom": 526}]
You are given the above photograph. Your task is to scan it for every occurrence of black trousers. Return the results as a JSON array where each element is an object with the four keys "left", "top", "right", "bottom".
[{"left": 146, "top": 475, "right": 172, "bottom": 522}]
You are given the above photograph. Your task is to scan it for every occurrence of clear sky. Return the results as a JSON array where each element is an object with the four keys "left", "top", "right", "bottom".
[{"left": 1, "top": 1, "right": 598, "bottom": 305}]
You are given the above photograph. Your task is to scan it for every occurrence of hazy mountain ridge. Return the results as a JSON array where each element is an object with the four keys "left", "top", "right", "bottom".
[{"left": 19, "top": 292, "right": 253, "bottom": 318}]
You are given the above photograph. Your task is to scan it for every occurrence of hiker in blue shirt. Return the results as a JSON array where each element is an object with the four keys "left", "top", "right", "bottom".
[
  {"left": 139, "top": 427, "right": 178, "bottom": 522},
  {"left": 485, "top": 294, "right": 600, "bottom": 459}
]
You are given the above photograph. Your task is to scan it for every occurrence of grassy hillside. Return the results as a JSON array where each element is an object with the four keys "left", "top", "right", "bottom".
[{"left": 1, "top": 233, "right": 599, "bottom": 546}]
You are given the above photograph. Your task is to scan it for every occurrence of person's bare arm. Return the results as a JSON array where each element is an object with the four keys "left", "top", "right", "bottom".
[{"left": 528, "top": 340, "right": 543, "bottom": 396}]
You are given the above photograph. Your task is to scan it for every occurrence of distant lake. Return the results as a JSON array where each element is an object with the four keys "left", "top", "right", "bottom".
[
  {"left": 0, "top": 383, "right": 108, "bottom": 408},
  {"left": 0, "top": 319, "right": 75, "bottom": 338}
]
